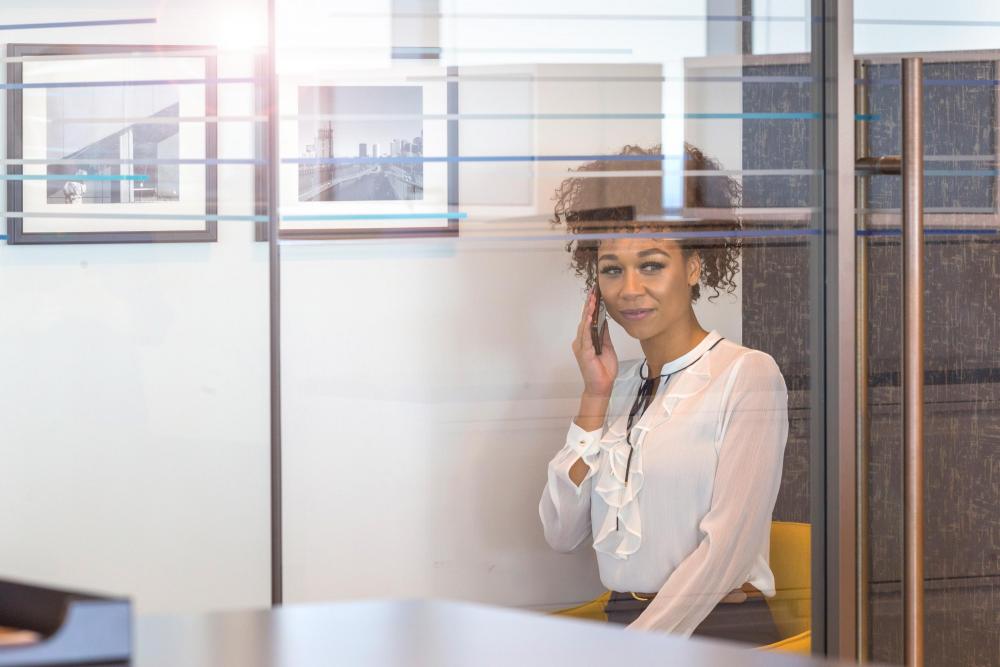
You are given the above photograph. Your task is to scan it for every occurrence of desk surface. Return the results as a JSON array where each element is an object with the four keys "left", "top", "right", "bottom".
[{"left": 129, "top": 599, "right": 851, "bottom": 667}]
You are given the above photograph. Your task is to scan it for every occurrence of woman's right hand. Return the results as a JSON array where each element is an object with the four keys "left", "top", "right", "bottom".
[{"left": 572, "top": 289, "right": 619, "bottom": 398}]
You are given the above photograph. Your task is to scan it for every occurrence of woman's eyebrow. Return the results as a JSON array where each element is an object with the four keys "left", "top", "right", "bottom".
[{"left": 598, "top": 248, "right": 670, "bottom": 262}]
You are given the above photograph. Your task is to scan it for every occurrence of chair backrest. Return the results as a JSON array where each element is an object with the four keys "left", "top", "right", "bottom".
[{"left": 765, "top": 521, "right": 811, "bottom": 639}]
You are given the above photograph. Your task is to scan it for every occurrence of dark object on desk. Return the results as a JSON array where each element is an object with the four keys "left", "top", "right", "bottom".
[
  {"left": 0, "top": 579, "right": 131, "bottom": 666},
  {"left": 133, "top": 598, "right": 859, "bottom": 667}
]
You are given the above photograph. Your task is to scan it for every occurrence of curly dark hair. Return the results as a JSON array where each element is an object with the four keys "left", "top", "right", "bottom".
[{"left": 551, "top": 143, "right": 742, "bottom": 302}]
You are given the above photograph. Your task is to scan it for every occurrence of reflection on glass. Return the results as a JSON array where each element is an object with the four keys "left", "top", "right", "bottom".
[{"left": 539, "top": 145, "right": 789, "bottom": 646}]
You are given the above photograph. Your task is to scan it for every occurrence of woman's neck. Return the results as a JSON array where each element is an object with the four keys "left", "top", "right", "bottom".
[{"left": 641, "top": 315, "right": 710, "bottom": 377}]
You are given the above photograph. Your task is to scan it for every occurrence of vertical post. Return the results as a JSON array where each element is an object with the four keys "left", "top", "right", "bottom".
[
  {"left": 901, "top": 56, "right": 924, "bottom": 667},
  {"left": 815, "top": 0, "right": 858, "bottom": 658},
  {"left": 854, "top": 59, "right": 871, "bottom": 663},
  {"left": 741, "top": 0, "right": 753, "bottom": 54},
  {"left": 266, "top": 0, "right": 283, "bottom": 606}
]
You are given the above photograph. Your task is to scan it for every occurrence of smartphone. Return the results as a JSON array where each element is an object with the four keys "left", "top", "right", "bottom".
[{"left": 590, "top": 286, "right": 607, "bottom": 354}]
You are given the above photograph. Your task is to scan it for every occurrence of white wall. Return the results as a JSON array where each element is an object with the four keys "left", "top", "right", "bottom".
[{"left": 0, "top": 1, "right": 271, "bottom": 614}]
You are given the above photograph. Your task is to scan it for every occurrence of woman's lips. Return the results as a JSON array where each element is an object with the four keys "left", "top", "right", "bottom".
[{"left": 620, "top": 308, "right": 654, "bottom": 321}]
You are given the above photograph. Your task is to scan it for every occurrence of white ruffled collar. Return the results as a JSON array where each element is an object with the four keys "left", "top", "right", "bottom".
[{"left": 591, "top": 331, "right": 722, "bottom": 560}]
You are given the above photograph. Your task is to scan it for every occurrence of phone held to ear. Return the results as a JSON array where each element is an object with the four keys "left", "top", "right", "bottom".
[{"left": 590, "top": 286, "right": 607, "bottom": 354}]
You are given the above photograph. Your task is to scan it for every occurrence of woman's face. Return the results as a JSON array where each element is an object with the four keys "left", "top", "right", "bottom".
[{"left": 595, "top": 237, "right": 701, "bottom": 342}]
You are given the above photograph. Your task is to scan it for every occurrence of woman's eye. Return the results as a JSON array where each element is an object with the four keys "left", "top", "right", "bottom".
[
  {"left": 599, "top": 265, "right": 621, "bottom": 275},
  {"left": 640, "top": 262, "right": 665, "bottom": 272}
]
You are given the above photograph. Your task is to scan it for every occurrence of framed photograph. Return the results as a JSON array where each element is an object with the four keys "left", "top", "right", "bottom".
[
  {"left": 257, "top": 62, "right": 458, "bottom": 240},
  {"left": 6, "top": 43, "right": 218, "bottom": 244}
]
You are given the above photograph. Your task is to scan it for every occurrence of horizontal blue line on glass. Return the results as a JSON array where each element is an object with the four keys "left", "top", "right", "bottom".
[
  {"left": 687, "top": 76, "right": 816, "bottom": 83},
  {"left": 518, "top": 229, "right": 821, "bottom": 242},
  {"left": 7, "top": 212, "right": 268, "bottom": 222},
  {"left": 431, "top": 75, "right": 817, "bottom": 84},
  {"left": 856, "top": 18, "right": 1000, "bottom": 27},
  {"left": 0, "top": 18, "right": 156, "bottom": 31},
  {"left": 1, "top": 78, "right": 254, "bottom": 91},
  {"left": 283, "top": 213, "right": 466, "bottom": 221},
  {"left": 387, "top": 45, "right": 632, "bottom": 54},
  {"left": 5, "top": 162, "right": 815, "bottom": 177},
  {"left": 287, "top": 152, "right": 831, "bottom": 165},
  {"left": 338, "top": 12, "right": 814, "bottom": 23},
  {"left": 858, "top": 78, "right": 1000, "bottom": 87},
  {"left": 925, "top": 170, "right": 999, "bottom": 177},
  {"left": 857, "top": 228, "right": 998, "bottom": 236},
  {"left": 2, "top": 174, "right": 148, "bottom": 181},
  {"left": 687, "top": 112, "right": 821, "bottom": 119},
  {"left": 286, "top": 154, "right": 666, "bottom": 165},
  {"left": 6, "top": 158, "right": 265, "bottom": 166},
  {"left": 14, "top": 155, "right": 776, "bottom": 167},
  {"left": 0, "top": 235, "right": 6, "bottom": 240},
  {"left": 860, "top": 208, "right": 995, "bottom": 214},
  {"left": 293, "top": 112, "right": 848, "bottom": 121}
]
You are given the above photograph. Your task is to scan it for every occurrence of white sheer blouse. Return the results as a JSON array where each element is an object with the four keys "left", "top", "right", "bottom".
[{"left": 538, "top": 331, "right": 789, "bottom": 635}]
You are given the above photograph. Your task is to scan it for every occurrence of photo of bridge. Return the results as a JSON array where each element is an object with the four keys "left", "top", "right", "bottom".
[{"left": 298, "top": 85, "right": 423, "bottom": 202}]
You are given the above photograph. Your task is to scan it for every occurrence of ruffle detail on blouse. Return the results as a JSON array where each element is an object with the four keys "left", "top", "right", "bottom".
[
  {"left": 592, "top": 414, "right": 648, "bottom": 560},
  {"left": 652, "top": 360, "right": 713, "bottom": 425},
  {"left": 591, "top": 352, "right": 715, "bottom": 561}
]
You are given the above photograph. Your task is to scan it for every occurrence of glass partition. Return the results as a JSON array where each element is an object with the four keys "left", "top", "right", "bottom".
[
  {"left": 276, "top": 0, "right": 824, "bottom": 650},
  {"left": 0, "top": 1, "right": 915, "bottom": 653}
]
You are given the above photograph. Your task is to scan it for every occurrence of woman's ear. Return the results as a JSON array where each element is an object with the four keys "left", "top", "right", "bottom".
[{"left": 686, "top": 251, "right": 702, "bottom": 286}]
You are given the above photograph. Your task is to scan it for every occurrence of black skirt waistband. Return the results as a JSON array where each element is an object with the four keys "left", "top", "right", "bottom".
[{"left": 605, "top": 591, "right": 781, "bottom": 647}]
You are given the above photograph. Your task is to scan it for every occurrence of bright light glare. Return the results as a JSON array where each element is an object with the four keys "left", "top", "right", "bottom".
[{"left": 213, "top": 11, "right": 266, "bottom": 52}]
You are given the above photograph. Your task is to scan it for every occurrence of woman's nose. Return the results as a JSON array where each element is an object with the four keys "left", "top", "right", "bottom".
[{"left": 621, "top": 269, "right": 644, "bottom": 296}]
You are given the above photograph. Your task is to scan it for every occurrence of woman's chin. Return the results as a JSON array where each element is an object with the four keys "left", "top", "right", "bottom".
[{"left": 621, "top": 321, "right": 657, "bottom": 341}]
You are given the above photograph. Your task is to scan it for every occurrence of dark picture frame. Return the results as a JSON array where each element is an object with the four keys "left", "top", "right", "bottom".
[
  {"left": 6, "top": 43, "right": 219, "bottom": 244},
  {"left": 255, "top": 64, "right": 459, "bottom": 241}
]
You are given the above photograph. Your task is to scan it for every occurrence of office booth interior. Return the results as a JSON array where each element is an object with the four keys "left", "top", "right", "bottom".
[{"left": 0, "top": 1, "right": 997, "bottom": 665}]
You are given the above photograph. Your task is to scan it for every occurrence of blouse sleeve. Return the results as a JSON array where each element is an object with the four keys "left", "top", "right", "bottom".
[
  {"left": 538, "top": 420, "right": 603, "bottom": 553},
  {"left": 627, "top": 351, "right": 789, "bottom": 635}
]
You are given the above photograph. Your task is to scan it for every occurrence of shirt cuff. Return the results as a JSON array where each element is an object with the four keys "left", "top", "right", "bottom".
[{"left": 566, "top": 420, "right": 603, "bottom": 457}]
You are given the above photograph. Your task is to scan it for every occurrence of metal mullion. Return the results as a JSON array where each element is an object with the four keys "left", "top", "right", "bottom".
[
  {"left": 267, "top": 0, "right": 283, "bottom": 607},
  {"left": 814, "top": 0, "right": 858, "bottom": 658},
  {"left": 855, "top": 58, "right": 872, "bottom": 663}
]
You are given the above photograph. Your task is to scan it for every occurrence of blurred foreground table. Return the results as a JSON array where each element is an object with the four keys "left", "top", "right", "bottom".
[{"left": 127, "top": 599, "right": 851, "bottom": 667}]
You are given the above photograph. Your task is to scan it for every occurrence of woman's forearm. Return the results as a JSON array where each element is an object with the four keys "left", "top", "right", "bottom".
[
  {"left": 568, "top": 392, "right": 610, "bottom": 485},
  {"left": 574, "top": 392, "right": 610, "bottom": 431}
]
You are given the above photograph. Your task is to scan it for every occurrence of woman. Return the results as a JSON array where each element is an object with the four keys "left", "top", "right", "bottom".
[{"left": 539, "top": 144, "right": 789, "bottom": 646}]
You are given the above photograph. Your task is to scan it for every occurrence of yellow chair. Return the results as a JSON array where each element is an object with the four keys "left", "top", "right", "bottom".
[
  {"left": 759, "top": 521, "right": 811, "bottom": 654},
  {"left": 550, "top": 521, "right": 812, "bottom": 654},
  {"left": 551, "top": 589, "right": 611, "bottom": 623}
]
